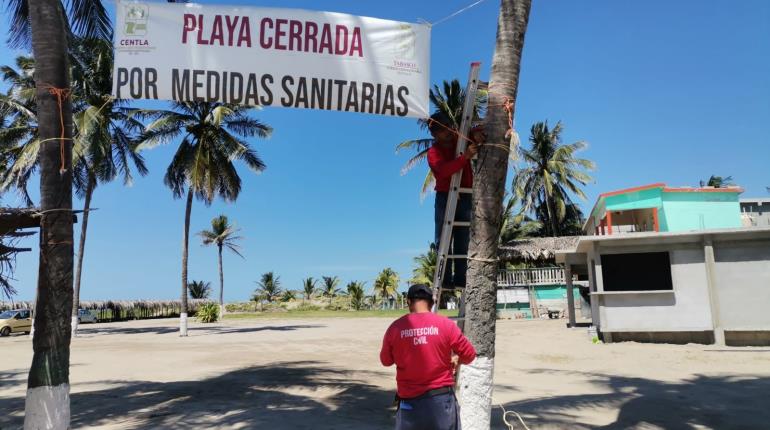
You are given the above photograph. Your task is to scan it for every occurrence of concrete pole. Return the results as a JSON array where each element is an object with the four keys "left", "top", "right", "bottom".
[
  {"left": 703, "top": 236, "right": 725, "bottom": 345},
  {"left": 565, "top": 264, "right": 576, "bottom": 328}
]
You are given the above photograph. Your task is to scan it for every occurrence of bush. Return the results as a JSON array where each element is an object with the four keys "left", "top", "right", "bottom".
[{"left": 197, "top": 303, "right": 219, "bottom": 323}]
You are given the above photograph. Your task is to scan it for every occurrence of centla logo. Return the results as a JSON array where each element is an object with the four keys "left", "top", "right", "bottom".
[{"left": 123, "top": 3, "right": 149, "bottom": 37}]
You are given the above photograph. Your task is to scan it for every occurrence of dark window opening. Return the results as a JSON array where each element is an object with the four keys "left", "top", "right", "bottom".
[{"left": 601, "top": 252, "right": 673, "bottom": 292}]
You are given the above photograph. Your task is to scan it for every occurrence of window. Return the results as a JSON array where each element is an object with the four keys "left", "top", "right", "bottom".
[{"left": 601, "top": 252, "right": 673, "bottom": 292}]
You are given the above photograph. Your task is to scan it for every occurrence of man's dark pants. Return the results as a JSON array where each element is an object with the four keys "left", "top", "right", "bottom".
[
  {"left": 396, "top": 392, "right": 461, "bottom": 430},
  {"left": 435, "top": 192, "right": 471, "bottom": 288}
]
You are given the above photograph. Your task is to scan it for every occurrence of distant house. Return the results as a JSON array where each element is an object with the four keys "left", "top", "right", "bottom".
[
  {"left": 583, "top": 183, "right": 743, "bottom": 235},
  {"left": 740, "top": 198, "right": 770, "bottom": 227}
]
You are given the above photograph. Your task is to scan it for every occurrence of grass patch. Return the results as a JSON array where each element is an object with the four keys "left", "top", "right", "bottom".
[{"left": 223, "top": 309, "right": 459, "bottom": 320}]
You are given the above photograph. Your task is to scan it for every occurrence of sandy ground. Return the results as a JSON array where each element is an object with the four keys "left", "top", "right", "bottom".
[{"left": 1, "top": 317, "right": 769, "bottom": 429}]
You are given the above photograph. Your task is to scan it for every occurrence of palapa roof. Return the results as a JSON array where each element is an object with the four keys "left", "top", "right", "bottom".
[{"left": 499, "top": 236, "right": 580, "bottom": 263}]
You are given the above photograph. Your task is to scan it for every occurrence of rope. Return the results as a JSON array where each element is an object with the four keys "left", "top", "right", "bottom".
[
  {"left": 426, "top": 0, "right": 489, "bottom": 27},
  {"left": 498, "top": 404, "right": 531, "bottom": 430},
  {"left": 43, "top": 85, "right": 72, "bottom": 175},
  {"left": 467, "top": 256, "right": 498, "bottom": 263}
]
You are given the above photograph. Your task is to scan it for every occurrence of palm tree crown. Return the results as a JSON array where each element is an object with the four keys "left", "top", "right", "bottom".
[
  {"left": 188, "top": 281, "right": 212, "bottom": 299},
  {"left": 374, "top": 268, "right": 400, "bottom": 308},
  {"left": 302, "top": 277, "right": 317, "bottom": 302},
  {"left": 255, "top": 272, "right": 282, "bottom": 303},
  {"left": 410, "top": 244, "right": 437, "bottom": 285},
  {"left": 321, "top": 276, "right": 341, "bottom": 305},
  {"left": 513, "top": 121, "right": 594, "bottom": 237},
  {"left": 199, "top": 215, "right": 243, "bottom": 256}
]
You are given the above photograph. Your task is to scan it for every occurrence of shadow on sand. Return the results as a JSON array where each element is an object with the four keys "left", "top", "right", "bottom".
[
  {"left": 0, "top": 361, "right": 394, "bottom": 429},
  {"left": 491, "top": 369, "right": 770, "bottom": 429},
  {"left": 74, "top": 323, "right": 323, "bottom": 337}
]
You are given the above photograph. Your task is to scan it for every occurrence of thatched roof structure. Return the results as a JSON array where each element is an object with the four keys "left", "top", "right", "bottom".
[{"left": 499, "top": 236, "right": 580, "bottom": 263}]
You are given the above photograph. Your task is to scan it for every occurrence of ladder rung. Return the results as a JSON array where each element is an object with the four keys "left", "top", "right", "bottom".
[
  {"left": 452, "top": 221, "right": 470, "bottom": 227},
  {"left": 446, "top": 254, "right": 467, "bottom": 259},
  {"left": 458, "top": 187, "right": 473, "bottom": 194}
]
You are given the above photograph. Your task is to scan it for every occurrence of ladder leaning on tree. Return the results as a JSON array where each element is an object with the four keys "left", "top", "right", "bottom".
[{"left": 431, "top": 62, "right": 483, "bottom": 333}]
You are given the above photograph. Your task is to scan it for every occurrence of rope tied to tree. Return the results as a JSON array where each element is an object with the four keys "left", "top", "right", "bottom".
[{"left": 42, "top": 85, "right": 72, "bottom": 175}]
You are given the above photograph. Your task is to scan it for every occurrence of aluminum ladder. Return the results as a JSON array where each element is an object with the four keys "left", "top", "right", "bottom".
[{"left": 431, "top": 62, "right": 482, "bottom": 331}]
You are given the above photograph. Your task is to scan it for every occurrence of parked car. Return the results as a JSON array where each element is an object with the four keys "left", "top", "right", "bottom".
[
  {"left": 78, "top": 309, "right": 98, "bottom": 324},
  {"left": 0, "top": 309, "right": 32, "bottom": 336}
]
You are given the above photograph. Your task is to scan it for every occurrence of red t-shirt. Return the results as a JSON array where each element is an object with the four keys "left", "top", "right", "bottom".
[
  {"left": 379, "top": 312, "right": 476, "bottom": 398},
  {"left": 427, "top": 142, "right": 473, "bottom": 192}
]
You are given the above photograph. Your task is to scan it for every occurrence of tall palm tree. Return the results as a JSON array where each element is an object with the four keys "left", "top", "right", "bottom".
[
  {"left": 188, "top": 280, "right": 211, "bottom": 299},
  {"left": 396, "top": 80, "right": 487, "bottom": 198},
  {"left": 199, "top": 214, "right": 243, "bottom": 319},
  {"left": 461, "top": 1, "right": 531, "bottom": 428},
  {"left": 136, "top": 102, "right": 271, "bottom": 336},
  {"left": 346, "top": 281, "right": 366, "bottom": 311},
  {"left": 254, "top": 272, "right": 282, "bottom": 303},
  {"left": 69, "top": 37, "right": 147, "bottom": 334},
  {"left": 321, "top": 275, "right": 341, "bottom": 306},
  {"left": 22, "top": 0, "right": 76, "bottom": 426},
  {"left": 302, "top": 277, "right": 317, "bottom": 304},
  {"left": 373, "top": 268, "right": 399, "bottom": 310},
  {"left": 410, "top": 244, "right": 437, "bottom": 285},
  {"left": 513, "top": 121, "right": 594, "bottom": 237}
]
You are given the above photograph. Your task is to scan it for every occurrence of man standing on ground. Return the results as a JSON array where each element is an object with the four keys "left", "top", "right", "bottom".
[
  {"left": 427, "top": 112, "right": 481, "bottom": 290},
  {"left": 380, "top": 284, "right": 476, "bottom": 430}
]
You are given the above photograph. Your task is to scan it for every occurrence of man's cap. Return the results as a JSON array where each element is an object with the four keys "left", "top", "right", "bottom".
[{"left": 407, "top": 284, "right": 434, "bottom": 301}]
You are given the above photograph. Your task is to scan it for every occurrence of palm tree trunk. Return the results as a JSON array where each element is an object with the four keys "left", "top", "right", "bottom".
[
  {"left": 72, "top": 175, "right": 95, "bottom": 336},
  {"left": 24, "top": 0, "right": 74, "bottom": 427},
  {"left": 180, "top": 187, "right": 193, "bottom": 336},
  {"left": 217, "top": 244, "right": 224, "bottom": 319},
  {"left": 459, "top": 1, "right": 530, "bottom": 429},
  {"left": 544, "top": 193, "right": 559, "bottom": 237}
]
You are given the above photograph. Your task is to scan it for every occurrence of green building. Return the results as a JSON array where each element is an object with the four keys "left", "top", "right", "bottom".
[{"left": 583, "top": 183, "right": 743, "bottom": 235}]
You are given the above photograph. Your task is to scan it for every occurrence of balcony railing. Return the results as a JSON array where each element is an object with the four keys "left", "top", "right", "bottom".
[{"left": 497, "top": 267, "right": 571, "bottom": 287}]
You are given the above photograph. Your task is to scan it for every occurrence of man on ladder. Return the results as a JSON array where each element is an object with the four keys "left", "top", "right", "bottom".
[{"left": 427, "top": 111, "right": 479, "bottom": 297}]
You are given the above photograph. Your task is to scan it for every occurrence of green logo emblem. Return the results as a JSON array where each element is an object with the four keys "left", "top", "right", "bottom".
[{"left": 124, "top": 4, "right": 149, "bottom": 36}]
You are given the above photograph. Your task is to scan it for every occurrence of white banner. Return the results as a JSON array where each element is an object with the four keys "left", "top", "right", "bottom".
[{"left": 112, "top": 1, "right": 431, "bottom": 118}]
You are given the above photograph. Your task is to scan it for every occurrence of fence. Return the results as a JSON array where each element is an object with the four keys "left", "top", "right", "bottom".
[
  {"left": 0, "top": 299, "right": 212, "bottom": 322},
  {"left": 497, "top": 267, "right": 573, "bottom": 287}
]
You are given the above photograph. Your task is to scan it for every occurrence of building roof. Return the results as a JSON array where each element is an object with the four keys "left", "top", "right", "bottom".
[
  {"left": 499, "top": 236, "right": 580, "bottom": 263},
  {"left": 741, "top": 198, "right": 770, "bottom": 204},
  {"left": 584, "top": 183, "right": 745, "bottom": 230},
  {"left": 556, "top": 226, "right": 770, "bottom": 263}
]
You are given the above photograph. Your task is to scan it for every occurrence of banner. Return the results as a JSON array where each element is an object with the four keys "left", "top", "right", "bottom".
[{"left": 112, "top": 1, "right": 431, "bottom": 118}]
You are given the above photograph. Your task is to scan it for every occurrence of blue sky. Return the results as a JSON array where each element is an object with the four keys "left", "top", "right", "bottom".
[{"left": 2, "top": 0, "right": 769, "bottom": 301}]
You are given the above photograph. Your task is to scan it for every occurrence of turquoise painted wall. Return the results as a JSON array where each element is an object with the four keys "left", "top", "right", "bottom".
[
  {"left": 661, "top": 192, "right": 741, "bottom": 231},
  {"left": 605, "top": 188, "right": 663, "bottom": 211}
]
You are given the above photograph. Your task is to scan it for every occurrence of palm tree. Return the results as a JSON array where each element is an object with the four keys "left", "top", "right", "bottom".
[
  {"left": 5, "top": 0, "right": 111, "bottom": 49},
  {"left": 373, "top": 268, "right": 399, "bottom": 310},
  {"left": 321, "top": 275, "right": 341, "bottom": 306},
  {"left": 302, "top": 277, "right": 317, "bottom": 304},
  {"left": 136, "top": 102, "right": 271, "bottom": 336},
  {"left": 22, "top": 0, "right": 77, "bottom": 425},
  {"left": 0, "top": 55, "right": 41, "bottom": 205},
  {"left": 280, "top": 290, "right": 296, "bottom": 302},
  {"left": 513, "top": 121, "right": 594, "bottom": 237},
  {"left": 461, "top": 1, "right": 531, "bottom": 428},
  {"left": 198, "top": 214, "right": 243, "bottom": 319},
  {"left": 188, "top": 280, "right": 211, "bottom": 299},
  {"left": 347, "top": 281, "right": 366, "bottom": 310},
  {"left": 700, "top": 175, "right": 734, "bottom": 188},
  {"left": 410, "top": 244, "right": 437, "bottom": 285},
  {"left": 498, "top": 194, "right": 542, "bottom": 243},
  {"left": 255, "top": 272, "right": 282, "bottom": 303},
  {"left": 396, "top": 80, "right": 487, "bottom": 198},
  {"left": 69, "top": 37, "right": 148, "bottom": 334}
]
